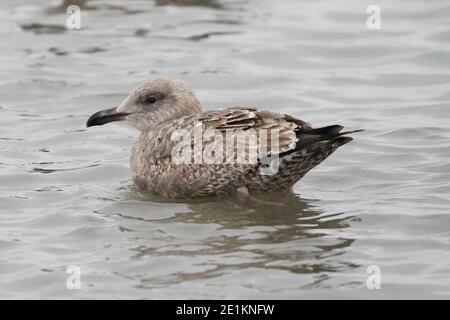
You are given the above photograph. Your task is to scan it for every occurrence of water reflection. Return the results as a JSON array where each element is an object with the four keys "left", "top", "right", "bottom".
[
  {"left": 46, "top": 0, "right": 94, "bottom": 14},
  {"left": 46, "top": 0, "right": 223, "bottom": 15},
  {"left": 109, "top": 192, "right": 359, "bottom": 288},
  {"left": 46, "top": 0, "right": 147, "bottom": 15},
  {"left": 155, "top": 0, "right": 222, "bottom": 9}
]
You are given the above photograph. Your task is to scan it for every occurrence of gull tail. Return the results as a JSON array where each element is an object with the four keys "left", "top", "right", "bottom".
[{"left": 295, "top": 125, "right": 364, "bottom": 149}]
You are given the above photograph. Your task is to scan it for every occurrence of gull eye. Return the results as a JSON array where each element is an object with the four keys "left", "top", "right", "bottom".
[{"left": 144, "top": 95, "right": 156, "bottom": 104}]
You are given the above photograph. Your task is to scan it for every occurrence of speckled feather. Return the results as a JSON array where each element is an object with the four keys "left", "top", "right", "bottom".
[{"left": 130, "top": 107, "right": 354, "bottom": 198}]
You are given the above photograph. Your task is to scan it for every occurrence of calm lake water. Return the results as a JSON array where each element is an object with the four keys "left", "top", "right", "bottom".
[{"left": 1, "top": 0, "right": 449, "bottom": 299}]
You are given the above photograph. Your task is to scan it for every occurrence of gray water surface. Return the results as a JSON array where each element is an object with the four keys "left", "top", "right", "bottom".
[{"left": 1, "top": 0, "right": 450, "bottom": 299}]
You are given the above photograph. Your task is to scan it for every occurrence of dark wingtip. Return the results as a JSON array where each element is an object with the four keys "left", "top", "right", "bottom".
[
  {"left": 86, "top": 113, "right": 98, "bottom": 128},
  {"left": 310, "top": 125, "right": 344, "bottom": 136},
  {"left": 333, "top": 136, "right": 353, "bottom": 146},
  {"left": 338, "top": 129, "right": 365, "bottom": 135},
  {"left": 333, "top": 128, "right": 364, "bottom": 146}
]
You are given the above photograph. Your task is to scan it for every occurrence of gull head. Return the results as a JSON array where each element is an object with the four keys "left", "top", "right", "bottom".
[{"left": 86, "top": 76, "right": 202, "bottom": 131}]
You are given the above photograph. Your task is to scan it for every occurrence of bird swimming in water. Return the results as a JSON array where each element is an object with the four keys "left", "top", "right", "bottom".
[{"left": 87, "top": 76, "right": 362, "bottom": 199}]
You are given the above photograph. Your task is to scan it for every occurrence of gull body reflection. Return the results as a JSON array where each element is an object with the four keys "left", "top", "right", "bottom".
[{"left": 99, "top": 191, "right": 360, "bottom": 292}]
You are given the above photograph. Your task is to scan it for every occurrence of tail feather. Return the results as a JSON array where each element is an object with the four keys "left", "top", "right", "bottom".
[
  {"left": 336, "top": 128, "right": 365, "bottom": 136},
  {"left": 294, "top": 125, "right": 363, "bottom": 150},
  {"left": 309, "top": 124, "right": 344, "bottom": 136},
  {"left": 271, "top": 124, "right": 363, "bottom": 160}
]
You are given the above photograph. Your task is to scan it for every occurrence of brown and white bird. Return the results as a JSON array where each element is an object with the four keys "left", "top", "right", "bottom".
[{"left": 87, "top": 76, "right": 362, "bottom": 199}]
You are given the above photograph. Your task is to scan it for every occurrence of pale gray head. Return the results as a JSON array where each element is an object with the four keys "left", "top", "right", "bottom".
[{"left": 87, "top": 76, "right": 202, "bottom": 131}]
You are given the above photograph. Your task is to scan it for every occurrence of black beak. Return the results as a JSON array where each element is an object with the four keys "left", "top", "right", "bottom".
[{"left": 86, "top": 107, "right": 130, "bottom": 128}]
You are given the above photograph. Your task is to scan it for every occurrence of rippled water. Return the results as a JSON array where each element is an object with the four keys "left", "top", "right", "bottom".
[{"left": 1, "top": 0, "right": 450, "bottom": 299}]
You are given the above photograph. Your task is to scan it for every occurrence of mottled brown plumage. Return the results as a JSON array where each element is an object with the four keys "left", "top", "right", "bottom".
[{"left": 87, "top": 76, "right": 362, "bottom": 199}]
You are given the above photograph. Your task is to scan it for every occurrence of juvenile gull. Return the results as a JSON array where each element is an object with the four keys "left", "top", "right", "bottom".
[{"left": 87, "top": 76, "right": 362, "bottom": 199}]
